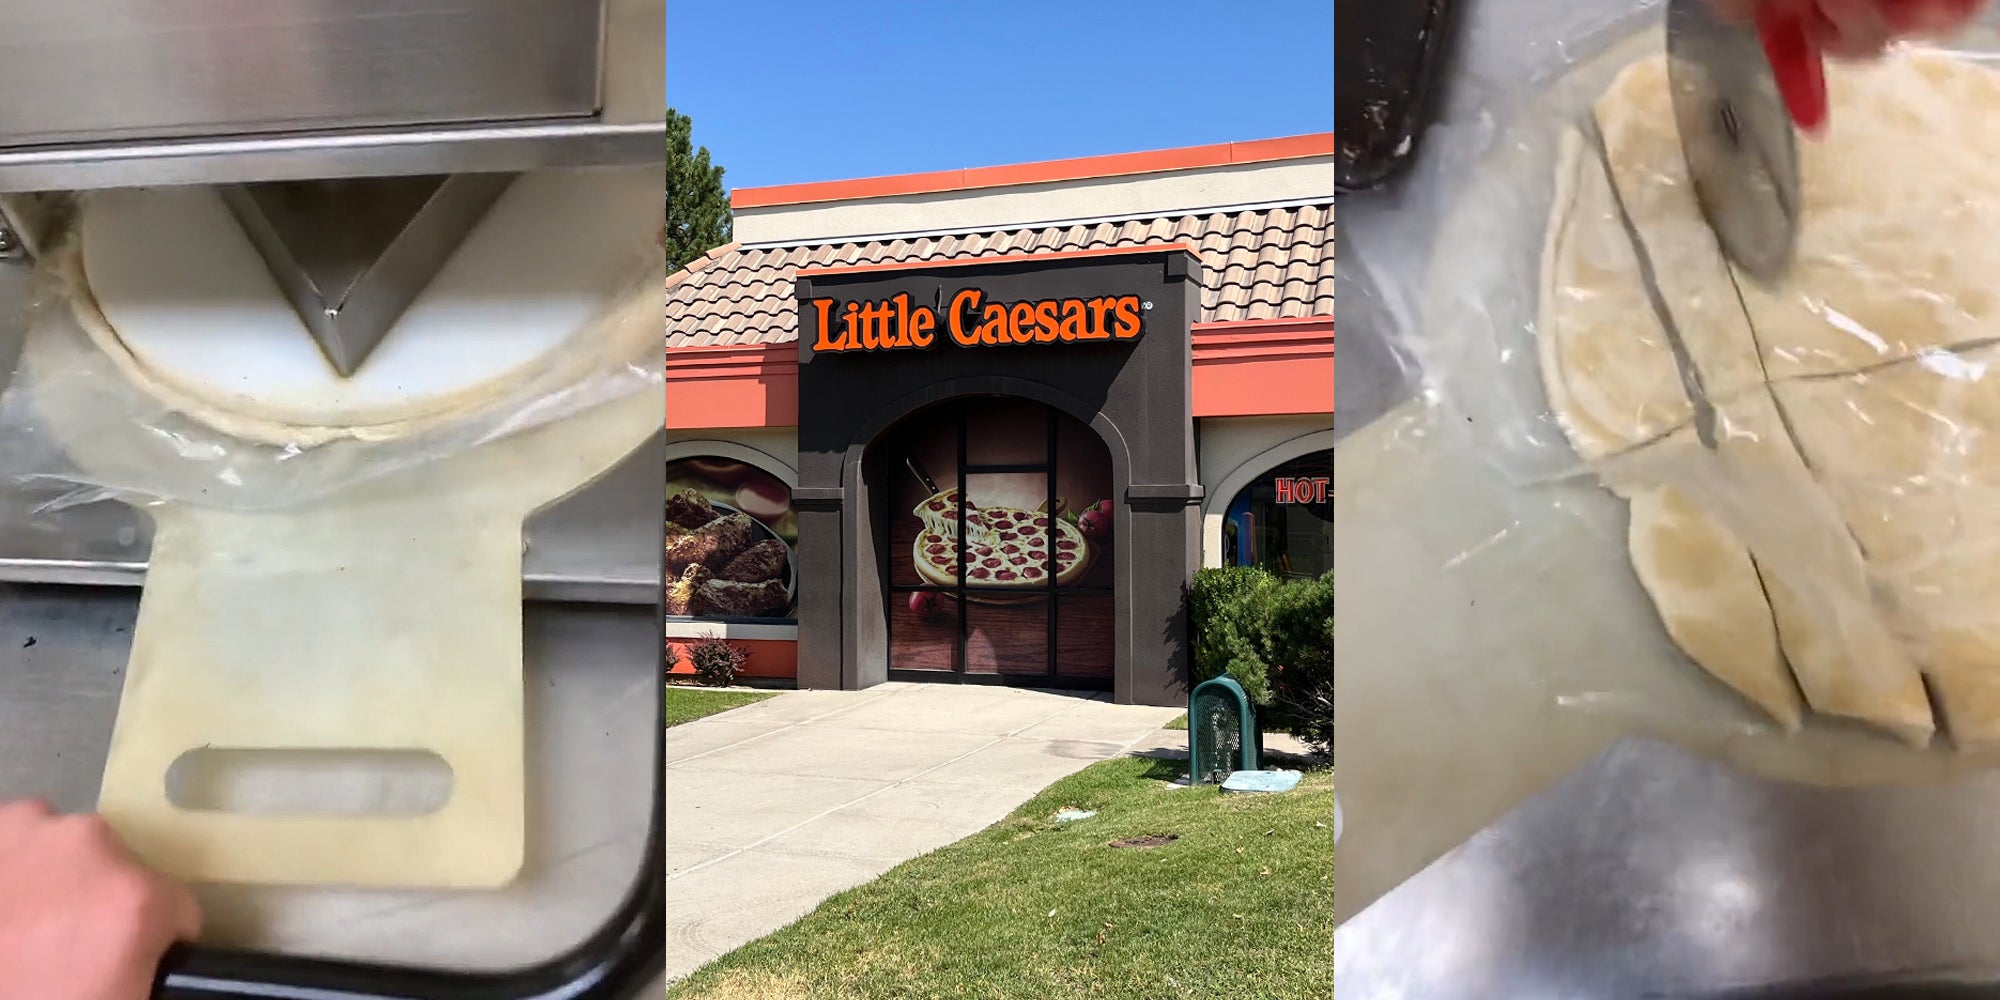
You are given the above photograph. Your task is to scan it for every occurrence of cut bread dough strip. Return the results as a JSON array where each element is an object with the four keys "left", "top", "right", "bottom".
[
  {"left": 1627, "top": 486, "right": 1805, "bottom": 731},
  {"left": 1536, "top": 126, "right": 1694, "bottom": 464},
  {"left": 1774, "top": 346, "right": 2000, "bottom": 749},
  {"left": 1587, "top": 57, "right": 1771, "bottom": 405},
  {"left": 1706, "top": 393, "right": 1935, "bottom": 745}
]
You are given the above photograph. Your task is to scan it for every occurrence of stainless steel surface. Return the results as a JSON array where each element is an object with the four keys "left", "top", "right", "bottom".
[
  {"left": 0, "top": 1, "right": 603, "bottom": 146},
  {"left": 0, "top": 193, "right": 59, "bottom": 260},
  {"left": 1335, "top": 739, "right": 2000, "bottom": 997},
  {"left": 0, "top": 119, "right": 667, "bottom": 194},
  {"left": 0, "top": 585, "right": 657, "bottom": 969},
  {"left": 602, "top": 0, "right": 666, "bottom": 125},
  {"left": 220, "top": 174, "right": 515, "bottom": 376},
  {"left": 0, "top": 0, "right": 664, "bottom": 192},
  {"left": 1666, "top": 0, "right": 1802, "bottom": 283}
]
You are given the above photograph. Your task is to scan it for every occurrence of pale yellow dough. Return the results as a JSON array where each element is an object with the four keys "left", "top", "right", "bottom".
[
  {"left": 1626, "top": 485, "right": 1804, "bottom": 731},
  {"left": 1536, "top": 50, "right": 2000, "bottom": 746}
]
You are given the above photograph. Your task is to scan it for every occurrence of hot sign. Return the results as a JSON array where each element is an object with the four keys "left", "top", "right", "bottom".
[
  {"left": 808, "top": 288, "right": 1146, "bottom": 355},
  {"left": 1276, "top": 477, "right": 1330, "bottom": 505}
]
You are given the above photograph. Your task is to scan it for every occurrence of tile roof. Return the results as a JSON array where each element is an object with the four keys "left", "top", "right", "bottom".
[{"left": 665, "top": 203, "right": 1334, "bottom": 349}]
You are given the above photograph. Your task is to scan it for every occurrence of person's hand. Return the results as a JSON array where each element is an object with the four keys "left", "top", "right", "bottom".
[
  {"left": 1715, "top": 0, "right": 1987, "bottom": 58},
  {"left": 0, "top": 799, "right": 201, "bottom": 1000}
]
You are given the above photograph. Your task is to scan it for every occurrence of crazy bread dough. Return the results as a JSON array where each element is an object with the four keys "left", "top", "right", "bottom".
[
  {"left": 1537, "top": 126, "right": 1693, "bottom": 461},
  {"left": 1538, "top": 123, "right": 1810, "bottom": 732},
  {"left": 67, "top": 166, "right": 663, "bottom": 447},
  {"left": 1731, "top": 54, "right": 2000, "bottom": 380},
  {"left": 1539, "top": 53, "right": 1970, "bottom": 745},
  {"left": 1775, "top": 350, "right": 2000, "bottom": 747},
  {"left": 1626, "top": 486, "right": 1804, "bottom": 731}
]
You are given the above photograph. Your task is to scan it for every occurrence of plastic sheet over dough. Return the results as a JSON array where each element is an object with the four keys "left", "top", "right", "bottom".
[
  {"left": 1536, "top": 51, "right": 2000, "bottom": 746},
  {"left": 61, "top": 167, "right": 662, "bottom": 450}
]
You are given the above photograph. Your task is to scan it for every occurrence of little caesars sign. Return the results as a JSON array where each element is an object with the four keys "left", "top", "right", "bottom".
[{"left": 807, "top": 288, "right": 1148, "bottom": 355}]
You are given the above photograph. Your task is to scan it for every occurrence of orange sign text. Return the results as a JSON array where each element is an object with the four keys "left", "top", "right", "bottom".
[{"left": 810, "top": 289, "right": 1145, "bottom": 355}]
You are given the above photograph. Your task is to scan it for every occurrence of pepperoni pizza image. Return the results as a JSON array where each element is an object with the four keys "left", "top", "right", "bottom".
[{"left": 911, "top": 487, "right": 1093, "bottom": 590}]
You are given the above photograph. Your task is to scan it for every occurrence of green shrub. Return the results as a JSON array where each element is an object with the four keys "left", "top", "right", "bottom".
[
  {"left": 1189, "top": 567, "right": 1333, "bottom": 757},
  {"left": 1265, "top": 571, "right": 1334, "bottom": 757},
  {"left": 1190, "top": 567, "right": 1280, "bottom": 702}
]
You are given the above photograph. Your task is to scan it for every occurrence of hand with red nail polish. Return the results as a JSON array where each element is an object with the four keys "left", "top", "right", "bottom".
[
  {"left": 0, "top": 799, "right": 203, "bottom": 1000},
  {"left": 1715, "top": 0, "right": 1986, "bottom": 58}
]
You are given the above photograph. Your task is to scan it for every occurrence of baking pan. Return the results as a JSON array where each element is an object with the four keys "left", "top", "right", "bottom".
[{"left": 1336, "top": 0, "right": 1459, "bottom": 192}]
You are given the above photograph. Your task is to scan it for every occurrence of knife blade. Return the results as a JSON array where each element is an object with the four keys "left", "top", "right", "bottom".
[{"left": 1666, "top": 0, "right": 1807, "bottom": 284}]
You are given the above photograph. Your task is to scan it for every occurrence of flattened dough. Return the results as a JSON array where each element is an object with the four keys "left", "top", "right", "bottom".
[
  {"left": 1696, "top": 390, "right": 1933, "bottom": 745},
  {"left": 73, "top": 166, "right": 664, "bottom": 444},
  {"left": 1587, "top": 56, "right": 1770, "bottom": 406},
  {"left": 1543, "top": 52, "right": 1965, "bottom": 745}
]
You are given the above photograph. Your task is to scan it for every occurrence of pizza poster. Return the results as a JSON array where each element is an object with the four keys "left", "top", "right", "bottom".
[
  {"left": 665, "top": 457, "right": 798, "bottom": 620},
  {"left": 884, "top": 397, "right": 1115, "bottom": 680}
]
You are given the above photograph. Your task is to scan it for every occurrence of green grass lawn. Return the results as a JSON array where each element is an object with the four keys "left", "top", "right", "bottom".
[
  {"left": 663, "top": 687, "right": 777, "bottom": 728},
  {"left": 665, "top": 756, "right": 1335, "bottom": 1000}
]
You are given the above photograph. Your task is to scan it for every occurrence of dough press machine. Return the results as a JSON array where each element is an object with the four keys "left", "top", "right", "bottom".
[{"left": 0, "top": 3, "right": 667, "bottom": 999}]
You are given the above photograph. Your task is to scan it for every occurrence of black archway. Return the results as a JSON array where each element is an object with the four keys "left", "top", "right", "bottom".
[
  {"left": 790, "top": 247, "right": 1203, "bottom": 706},
  {"left": 867, "top": 395, "right": 1116, "bottom": 689}
]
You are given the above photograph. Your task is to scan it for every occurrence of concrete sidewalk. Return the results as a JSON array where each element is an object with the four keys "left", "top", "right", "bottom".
[{"left": 660, "top": 683, "right": 1181, "bottom": 982}]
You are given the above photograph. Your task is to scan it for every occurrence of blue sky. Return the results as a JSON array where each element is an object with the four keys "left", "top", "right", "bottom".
[{"left": 666, "top": 0, "right": 1333, "bottom": 193}]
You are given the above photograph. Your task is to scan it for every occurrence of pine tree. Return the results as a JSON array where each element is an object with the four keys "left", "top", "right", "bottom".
[{"left": 665, "top": 108, "right": 732, "bottom": 272}]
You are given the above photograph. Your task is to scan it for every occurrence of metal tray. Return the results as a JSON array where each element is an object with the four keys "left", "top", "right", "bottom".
[
  {"left": 156, "top": 742, "right": 664, "bottom": 1000},
  {"left": 1335, "top": 0, "right": 1458, "bottom": 192},
  {"left": 0, "top": 585, "right": 666, "bottom": 1000},
  {"left": 1334, "top": 739, "right": 2000, "bottom": 1000}
]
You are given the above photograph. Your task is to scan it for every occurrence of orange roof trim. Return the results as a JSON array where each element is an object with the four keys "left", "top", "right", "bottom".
[{"left": 731, "top": 133, "right": 1336, "bottom": 210}]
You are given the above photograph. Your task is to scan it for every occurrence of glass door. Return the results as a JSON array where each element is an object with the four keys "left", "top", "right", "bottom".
[{"left": 882, "top": 397, "right": 1113, "bottom": 688}]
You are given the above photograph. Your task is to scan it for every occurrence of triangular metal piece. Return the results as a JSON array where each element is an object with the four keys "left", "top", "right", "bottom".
[{"left": 219, "top": 173, "right": 515, "bottom": 376}]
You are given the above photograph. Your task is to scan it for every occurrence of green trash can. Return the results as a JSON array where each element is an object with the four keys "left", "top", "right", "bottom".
[{"left": 1188, "top": 676, "right": 1261, "bottom": 785}]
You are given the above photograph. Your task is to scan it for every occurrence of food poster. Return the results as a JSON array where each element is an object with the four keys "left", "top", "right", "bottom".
[
  {"left": 884, "top": 397, "right": 1115, "bottom": 680},
  {"left": 664, "top": 457, "right": 798, "bottom": 620}
]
